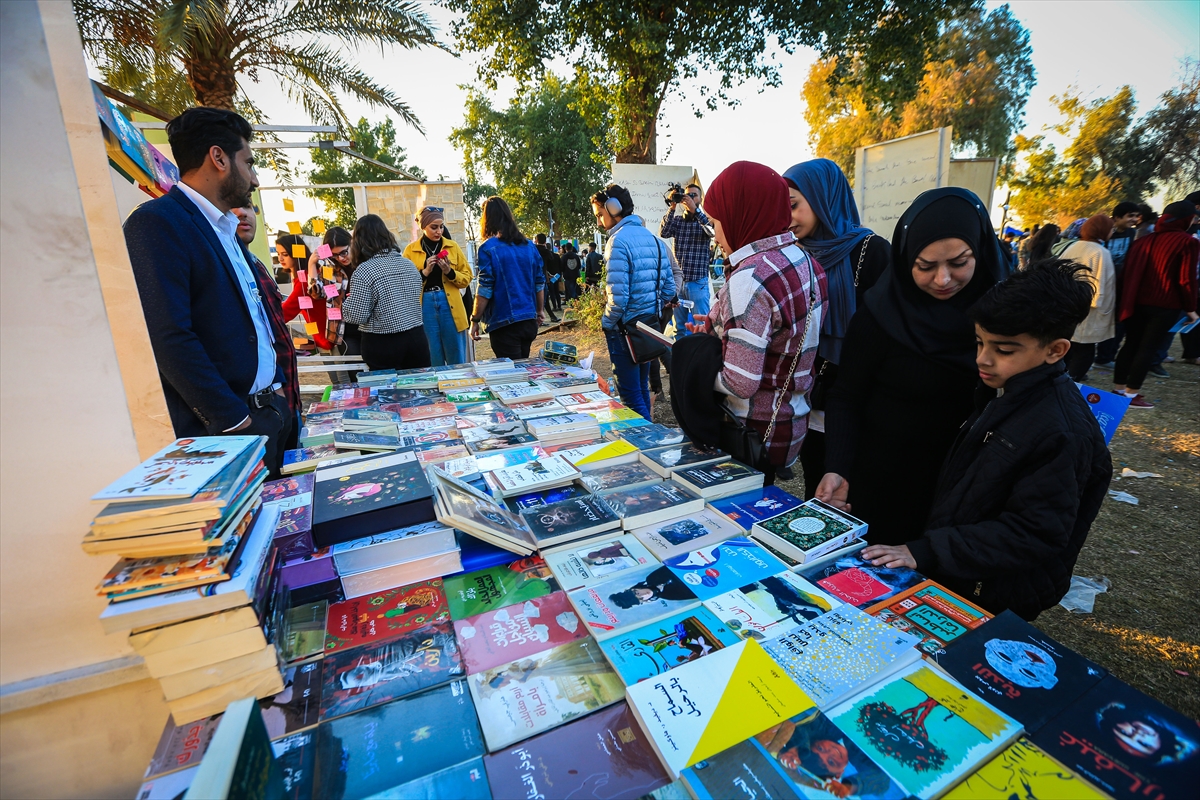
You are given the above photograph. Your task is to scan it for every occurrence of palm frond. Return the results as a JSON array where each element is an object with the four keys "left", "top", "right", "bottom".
[{"left": 243, "top": 0, "right": 443, "bottom": 54}]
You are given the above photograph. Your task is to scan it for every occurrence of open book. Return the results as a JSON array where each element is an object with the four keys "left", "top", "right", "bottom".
[{"left": 635, "top": 321, "right": 675, "bottom": 347}]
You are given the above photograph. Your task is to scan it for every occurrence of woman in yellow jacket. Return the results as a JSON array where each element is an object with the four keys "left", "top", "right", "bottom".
[{"left": 404, "top": 206, "right": 473, "bottom": 366}]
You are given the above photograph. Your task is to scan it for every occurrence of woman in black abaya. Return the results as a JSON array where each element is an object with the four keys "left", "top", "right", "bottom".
[{"left": 816, "top": 188, "right": 1009, "bottom": 545}]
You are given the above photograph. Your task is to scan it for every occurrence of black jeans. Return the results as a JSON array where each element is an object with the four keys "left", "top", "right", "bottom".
[
  {"left": 1066, "top": 342, "right": 1096, "bottom": 382},
  {"left": 1183, "top": 325, "right": 1200, "bottom": 359},
  {"left": 1113, "top": 306, "right": 1181, "bottom": 389},
  {"left": 489, "top": 319, "right": 539, "bottom": 359},
  {"left": 245, "top": 392, "right": 293, "bottom": 479},
  {"left": 360, "top": 327, "right": 432, "bottom": 372}
]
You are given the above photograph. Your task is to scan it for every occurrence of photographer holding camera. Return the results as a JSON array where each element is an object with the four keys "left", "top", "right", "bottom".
[{"left": 660, "top": 182, "right": 713, "bottom": 331}]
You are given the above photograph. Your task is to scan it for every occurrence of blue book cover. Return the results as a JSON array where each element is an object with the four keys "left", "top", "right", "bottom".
[
  {"left": 618, "top": 424, "right": 690, "bottom": 451},
  {"left": 372, "top": 757, "right": 492, "bottom": 799},
  {"left": 1078, "top": 384, "right": 1131, "bottom": 445},
  {"left": 664, "top": 538, "right": 790, "bottom": 601},
  {"left": 709, "top": 486, "right": 803, "bottom": 530},
  {"left": 601, "top": 607, "right": 742, "bottom": 685},
  {"left": 503, "top": 483, "right": 590, "bottom": 513}
]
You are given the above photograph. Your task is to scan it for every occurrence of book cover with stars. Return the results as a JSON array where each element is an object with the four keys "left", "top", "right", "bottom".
[
  {"left": 626, "top": 638, "right": 818, "bottom": 778},
  {"left": 310, "top": 451, "right": 435, "bottom": 547}
]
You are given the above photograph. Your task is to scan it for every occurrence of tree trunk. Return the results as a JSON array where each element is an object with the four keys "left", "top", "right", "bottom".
[
  {"left": 184, "top": 49, "right": 238, "bottom": 110},
  {"left": 615, "top": 77, "right": 662, "bottom": 164}
]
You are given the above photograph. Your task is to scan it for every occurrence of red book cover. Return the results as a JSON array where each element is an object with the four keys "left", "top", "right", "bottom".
[
  {"left": 452, "top": 591, "right": 586, "bottom": 674},
  {"left": 324, "top": 579, "right": 450, "bottom": 654},
  {"left": 398, "top": 402, "right": 459, "bottom": 422},
  {"left": 818, "top": 568, "right": 893, "bottom": 606}
]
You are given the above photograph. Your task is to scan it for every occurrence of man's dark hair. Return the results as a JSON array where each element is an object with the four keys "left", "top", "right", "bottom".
[
  {"left": 969, "top": 259, "right": 1094, "bottom": 344},
  {"left": 350, "top": 214, "right": 399, "bottom": 266},
  {"left": 166, "top": 108, "right": 253, "bottom": 175},
  {"left": 687, "top": 182, "right": 702, "bottom": 194},
  {"left": 587, "top": 242, "right": 596, "bottom": 250},
  {"left": 1137, "top": 203, "right": 1157, "bottom": 224},
  {"left": 1113, "top": 201, "right": 1140, "bottom": 218},
  {"left": 591, "top": 184, "right": 633, "bottom": 216},
  {"left": 480, "top": 196, "right": 528, "bottom": 245},
  {"left": 1185, "top": 190, "right": 1200, "bottom": 207},
  {"left": 535, "top": 233, "right": 547, "bottom": 245}
]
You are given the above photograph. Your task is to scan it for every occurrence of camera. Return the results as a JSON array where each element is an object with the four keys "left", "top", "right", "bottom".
[{"left": 663, "top": 183, "right": 685, "bottom": 207}]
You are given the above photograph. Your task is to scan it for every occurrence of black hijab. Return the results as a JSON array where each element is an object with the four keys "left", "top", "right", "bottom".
[{"left": 864, "top": 187, "right": 1008, "bottom": 373}]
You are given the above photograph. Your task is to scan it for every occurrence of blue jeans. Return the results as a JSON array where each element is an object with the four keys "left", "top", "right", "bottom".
[
  {"left": 673, "top": 278, "right": 711, "bottom": 332},
  {"left": 422, "top": 290, "right": 465, "bottom": 366},
  {"left": 605, "top": 331, "right": 651, "bottom": 419}
]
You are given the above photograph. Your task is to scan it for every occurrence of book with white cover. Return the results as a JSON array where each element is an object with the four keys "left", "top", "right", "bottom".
[
  {"left": 525, "top": 414, "right": 599, "bottom": 437},
  {"left": 483, "top": 455, "right": 580, "bottom": 498},
  {"left": 544, "top": 534, "right": 659, "bottom": 591},
  {"left": 506, "top": 398, "right": 568, "bottom": 419},
  {"left": 493, "top": 383, "right": 554, "bottom": 404},
  {"left": 459, "top": 421, "right": 530, "bottom": 443},
  {"left": 631, "top": 507, "right": 744, "bottom": 560},
  {"left": 329, "top": 521, "right": 457, "bottom": 575}
]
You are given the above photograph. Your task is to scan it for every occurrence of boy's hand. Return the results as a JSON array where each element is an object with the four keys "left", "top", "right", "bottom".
[
  {"left": 815, "top": 473, "right": 850, "bottom": 511},
  {"left": 861, "top": 544, "right": 916, "bottom": 570}
]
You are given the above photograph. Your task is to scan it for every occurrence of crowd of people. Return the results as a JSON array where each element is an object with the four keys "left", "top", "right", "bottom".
[{"left": 123, "top": 106, "right": 1198, "bottom": 622}]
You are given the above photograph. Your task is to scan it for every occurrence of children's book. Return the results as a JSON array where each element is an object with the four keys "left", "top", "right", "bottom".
[
  {"left": 317, "top": 621, "right": 463, "bottom": 720},
  {"left": 631, "top": 507, "right": 744, "bottom": 561},
  {"left": 484, "top": 703, "right": 671, "bottom": 800},
  {"left": 443, "top": 557, "right": 560, "bottom": 619},
  {"left": 939, "top": 610, "right": 1107, "bottom": 734},
  {"left": 751, "top": 499, "right": 868, "bottom": 563},
  {"left": 709, "top": 485, "right": 805, "bottom": 530},
  {"left": 259, "top": 662, "right": 322, "bottom": 739},
  {"left": 569, "top": 564, "right": 700, "bottom": 639},
  {"left": 313, "top": 680, "right": 484, "bottom": 800},
  {"left": 866, "top": 580, "right": 991, "bottom": 660},
  {"left": 827, "top": 662, "right": 1023, "bottom": 799},
  {"left": 600, "top": 607, "right": 742, "bottom": 686},
  {"left": 703, "top": 571, "right": 843, "bottom": 642},
  {"left": 763, "top": 605, "right": 923, "bottom": 709},
  {"left": 627, "top": 638, "right": 818, "bottom": 777},
  {"left": 943, "top": 737, "right": 1108, "bottom": 800},
  {"left": 93, "top": 436, "right": 262, "bottom": 503},
  {"left": 799, "top": 555, "right": 924, "bottom": 610},
  {"left": 663, "top": 538, "right": 789, "bottom": 601},
  {"left": 323, "top": 579, "right": 449, "bottom": 653},
  {"left": 543, "top": 534, "right": 658, "bottom": 591},
  {"left": 520, "top": 495, "right": 621, "bottom": 548},
  {"left": 453, "top": 591, "right": 586, "bottom": 674},
  {"left": 467, "top": 638, "right": 626, "bottom": 752}
]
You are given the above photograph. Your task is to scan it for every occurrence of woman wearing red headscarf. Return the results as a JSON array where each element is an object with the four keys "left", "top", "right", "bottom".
[{"left": 703, "top": 161, "right": 826, "bottom": 481}]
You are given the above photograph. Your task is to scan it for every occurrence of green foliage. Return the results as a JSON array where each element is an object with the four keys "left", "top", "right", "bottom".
[
  {"left": 450, "top": 75, "right": 612, "bottom": 240},
  {"left": 804, "top": 4, "right": 1034, "bottom": 178},
  {"left": 443, "top": 0, "right": 969, "bottom": 163},
  {"left": 305, "top": 117, "right": 426, "bottom": 228},
  {"left": 301, "top": 217, "right": 332, "bottom": 236},
  {"left": 462, "top": 179, "right": 498, "bottom": 241},
  {"left": 567, "top": 276, "right": 608, "bottom": 334}
]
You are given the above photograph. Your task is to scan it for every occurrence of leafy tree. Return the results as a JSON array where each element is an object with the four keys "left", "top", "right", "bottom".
[
  {"left": 804, "top": 4, "right": 1034, "bottom": 177},
  {"left": 305, "top": 117, "right": 426, "bottom": 228},
  {"left": 444, "top": 0, "right": 970, "bottom": 163},
  {"left": 449, "top": 75, "right": 612, "bottom": 240},
  {"left": 1140, "top": 59, "right": 1200, "bottom": 199},
  {"left": 462, "top": 179, "right": 498, "bottom": 242}
]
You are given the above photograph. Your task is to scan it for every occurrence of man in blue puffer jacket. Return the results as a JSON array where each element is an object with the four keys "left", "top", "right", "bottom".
[{"left": 591, "top": 184, "right": 678, "bottom": 418}]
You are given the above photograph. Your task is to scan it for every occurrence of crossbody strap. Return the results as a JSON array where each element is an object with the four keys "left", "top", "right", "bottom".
[
  {"left": 763, "top": 258, "right": 817, "bottom": 442},
  {"left": 852, "top": 233, "right": 875, "bottom": 288}
]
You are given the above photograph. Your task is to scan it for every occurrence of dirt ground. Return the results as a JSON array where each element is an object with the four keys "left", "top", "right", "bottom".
[{"left": 504, "top": 321, "right": 1200, "bottom": 718}]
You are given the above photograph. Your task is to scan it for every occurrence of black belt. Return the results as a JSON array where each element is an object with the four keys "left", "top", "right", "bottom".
[
  {"left": 423, "top": 285, "right": 443, "bottom": 293},
  {"left": 248, "top": 384, "right": 281, "bottom": 409}
]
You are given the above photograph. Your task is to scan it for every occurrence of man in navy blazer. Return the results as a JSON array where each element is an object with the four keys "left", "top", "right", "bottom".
[{"left": 124, "top": 108, "right": 293, "bottom": 476}]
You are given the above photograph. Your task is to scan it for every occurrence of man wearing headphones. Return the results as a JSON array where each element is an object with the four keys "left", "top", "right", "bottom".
[{"left": 591, "top": 184, "right": 677, "bottom": 419}]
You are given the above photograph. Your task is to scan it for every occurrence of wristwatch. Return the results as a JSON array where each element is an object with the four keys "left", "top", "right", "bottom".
[{"left": 471, "top": 315, "right": 481, "bottom": 323}]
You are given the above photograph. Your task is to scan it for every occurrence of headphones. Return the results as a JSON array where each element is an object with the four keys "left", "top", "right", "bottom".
[{"left": 597, "top": 188, "right": 623, "bottom": 216}]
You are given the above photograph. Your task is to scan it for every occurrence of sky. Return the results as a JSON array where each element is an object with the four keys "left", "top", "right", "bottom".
[{"left": 135, "top": 0, "right": 1200, "bottom": 233}]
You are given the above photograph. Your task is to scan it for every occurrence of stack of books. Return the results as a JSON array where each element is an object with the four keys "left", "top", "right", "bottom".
[{"left": 524, "top": 412, "right": 601, "bottom": 444}]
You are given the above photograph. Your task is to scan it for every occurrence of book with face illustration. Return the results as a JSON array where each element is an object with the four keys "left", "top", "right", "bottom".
[
  {"left": 600, "top": 606, "right": 741, "bottom": 686},
  {"left": 520, "top": 495, "right": 622, "bottom": 548},
  {"left": 568, "top": 564, "right": 701, "bottom": 640},
  {"left": 543, "top": 534, "right": 658, "bottom": 591},
  {"left": 453, "top": 591, "right": 587, "bottom": 674},
  {"left": 703, "top": 571, "right": 843, "bottom": 643}
]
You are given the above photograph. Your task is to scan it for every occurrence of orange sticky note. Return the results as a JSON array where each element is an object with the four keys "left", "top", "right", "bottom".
[
  {"left": 291, "top": 244, "right": 306, "bottom": 259},
  {"left": 312, "top": 219, "right": 326, "bottom": 234},
  {"left": 305, "top": 321, "right": 319, "bottom": 334},
  {"left": 322, "top": 266, "right": 334, "bottom": 280},
  {"left": 283, "top": 198, "right": 294, "bottom": 212},
  {"left": 286, "top": 221, "right": 302, "bottom": 235}
]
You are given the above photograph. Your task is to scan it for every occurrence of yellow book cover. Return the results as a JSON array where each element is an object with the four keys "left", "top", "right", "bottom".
[
  {"left": 438, "top": 377, "right": 486, "bottom": 391},
  {"left": 576, "top": 439, "right": 639, "bottom": 466},
  {"left": 626, "top": 638, "right": 816, "bottom": 776},
  {"left": 944, "top": 737, "right": 1108, "bottom": 800}
]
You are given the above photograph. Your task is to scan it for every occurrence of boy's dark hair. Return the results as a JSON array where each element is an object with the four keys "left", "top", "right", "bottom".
[
  {"left": 591, "top": 184, "right": 634, "bottom": 216},
  {"left": 350, "top": 214, "right": 398, "bottom": 266},
  {"left": 535, "top": 233, "right": 547, "bottom": 244},
  {"left": 479, "top": 196, "right": 528, "bottom": 245},
  {"left": 1137, "top": 203, "right": 1157, "bottom": 223},
  {"left": 1112, "top": 201, "right": 1140, "bottom": 218},
  {"left": 166, "top": 108, "right": 253, "bottom": 175},
  {"left": 969, "top": 259, "right": 1094, "bottom": 344},
  {"left": 588, "top": 242, "right": 596, "bottom": 250}
]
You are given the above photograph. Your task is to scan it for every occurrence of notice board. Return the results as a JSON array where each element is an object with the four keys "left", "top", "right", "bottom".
[{"left": 854, "top": 128, "right": 952, "bottom": 234}]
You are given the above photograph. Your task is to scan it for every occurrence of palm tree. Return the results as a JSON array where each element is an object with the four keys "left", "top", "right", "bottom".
[{"left": 73, "top": 0, "right": 442, "bottom": 133}]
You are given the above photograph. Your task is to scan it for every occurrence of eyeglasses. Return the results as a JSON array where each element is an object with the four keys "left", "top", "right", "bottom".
[{"left": 330, "top": 247, "right": 351, "bottom": 260}]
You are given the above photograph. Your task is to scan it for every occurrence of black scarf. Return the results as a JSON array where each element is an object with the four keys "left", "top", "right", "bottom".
[{"left": 865, "top": 188, "right": 1009, "bottom": 374}]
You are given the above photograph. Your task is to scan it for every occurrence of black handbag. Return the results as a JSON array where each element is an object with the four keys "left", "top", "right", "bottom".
[{"left": 617, "top": 238, "right": 671, "bottom": 364}]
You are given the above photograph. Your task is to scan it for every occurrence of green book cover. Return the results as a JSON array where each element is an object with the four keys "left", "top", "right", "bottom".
[
  {"left": 758, "top": 504, "right": 852, "bottom": 552},
  {"left": 442, "top": 557, "right": 560, "bottom": 619}
]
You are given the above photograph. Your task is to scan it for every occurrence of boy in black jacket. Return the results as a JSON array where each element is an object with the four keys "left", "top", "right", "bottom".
[{"left": 862, "top": 260, "right": 1112, "bottom": 619}]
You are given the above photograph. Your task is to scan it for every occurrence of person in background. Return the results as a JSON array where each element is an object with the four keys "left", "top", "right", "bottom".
[
  {"left": 818, "top": 187, "right": 1007, "bottom": 545},
  {"left": 123, "top": 107, "right": 292, "bottom": 475},
  {"left": 1017, "top": 223, "right": 1041, "bottom": 270},
  {"left": 471, "top": 196, "right": 545, "bottom": 358},
  {"left": 1025, "top": 223, "right": 1060, "bottom": 265},
  {"left": 305, "top": 225, "right": 357, "bottom": 348},
  {"left": 1111, "top": 200, "right": 1200, "bottom": 408},
  {"left": 649, "top": 244, "right": 683, "bottom": 405},
  {"left": 236, "top": 205, "right": 300, "bottom": 451},
  {"left": 660, "top": 182, "right": 713, "bottom": 332},
  {"left": 1093, "top": 201, "right": 1142, "bottom": 368},
  {"left": 535, "top": 233, "right": 562, "bottom": 321},
  {"left": 702, "top": 161, "right": 826, "bottom": 485},
  {"left": 560, "top": 241, "right": 583, "bottom": 302},
  {"left": 1057, "top": 214, "right": 1115, "bottom": 382},
  {"left": 592, "top": 184, "right": 677, "bottom": 419},
  {"left": 782, "top": 158, "right": 889, "bottom": 498},
  {"left": 585, "top": 241, "right": 604, "bottom": 287},
  {"left": 403, "top": 207, "right": 472, "bottom": 366},
  {"left": 276, "top": 232, "right": 333, "bottom": 351},
  {"left": 342, "top": 214, "right": 429, "bottom": 371},
  {"left": 1135, "top": 203, "right": 1158, "bottom": 239}
]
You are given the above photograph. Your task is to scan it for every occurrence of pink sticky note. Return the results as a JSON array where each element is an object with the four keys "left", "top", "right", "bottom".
[
  {"left": 327, "top": 307, "right": 342, "bottom": 321},
  {"left": 296, "top": 270, "right": 307, "bottom": 283},
  {"left": 298, "top": 295, "right": 313, "bottom": 309},
  {"left": 324, "top": 284, "right": 340, "bottom": 299},
  {"left": 316, "top": 244, "right": 333, "bottom": 259}
]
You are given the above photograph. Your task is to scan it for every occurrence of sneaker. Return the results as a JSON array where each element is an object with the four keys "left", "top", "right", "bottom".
[
  {"left": 1126, "top": 394, "right": 1154, "bottom": 409},
  {"left": 1163, "top": 356, "right": 1176, "bottom": 363},
  {"left": 1148, "top": 365, "right": 1170, "bottom": 378},
  {"left": 1093, "top": 361, "right": 1116, "bottom": 369}
]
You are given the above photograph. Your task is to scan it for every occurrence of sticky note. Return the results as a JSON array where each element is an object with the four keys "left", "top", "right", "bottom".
[
  {"left": 327, "top": 307, "right": 342, "bottom": 321},
  {"left": 305, "top": 321, "right": 319, "bottom": 334},
  {"left": 283, "top": 198, "right": 294, "bottom": 212},
  {"left": 291, "top": 244, "right": 306, "bottom": 259},
  {"left": 324, "top": 284, "right": 340, "bottom": 299},
  {"left": 316, "top": 243, "right": 333, "bottom": 259},
  {"left": 298, "top": 295, "right": 313, "bottom": 309},
  {"left": 322, "top": 266, "right": 334, "bottom": 280},
  {"left": 296, "top": 270, "right": 307, "bottom": 283},
  {"left": 286, "top": 221, "right": 302, "bottom": 235},
  {"left": 312, "top": 219, "right": 326, "bottom": 234}
]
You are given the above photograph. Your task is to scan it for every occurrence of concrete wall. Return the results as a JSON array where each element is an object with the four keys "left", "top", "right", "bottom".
[{"left": 364, "top": 181, "right": 466, "bottom": 247}]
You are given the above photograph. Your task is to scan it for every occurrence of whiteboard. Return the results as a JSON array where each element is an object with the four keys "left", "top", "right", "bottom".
[
  {"left": 611, "top": 163, "right": 697, "bottom": 230},
  {"left": 854, "top": 128, "right": 952, "bottom": 235},
  {"left": 948, "top": 158, "right": 999, "bottom": 210}
]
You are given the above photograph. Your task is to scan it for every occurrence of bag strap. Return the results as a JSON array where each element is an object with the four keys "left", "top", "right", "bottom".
[
  {"left": 763, "top": 258, "right": 817, "bottom": 442},
  {"left": 852, "top": 233, "right": 875, "bottom": 288}
]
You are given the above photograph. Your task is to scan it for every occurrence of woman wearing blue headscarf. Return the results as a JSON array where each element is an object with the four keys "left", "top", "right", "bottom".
[{"left": 782, "top": 159, "right": 890, "bottom": 498}]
